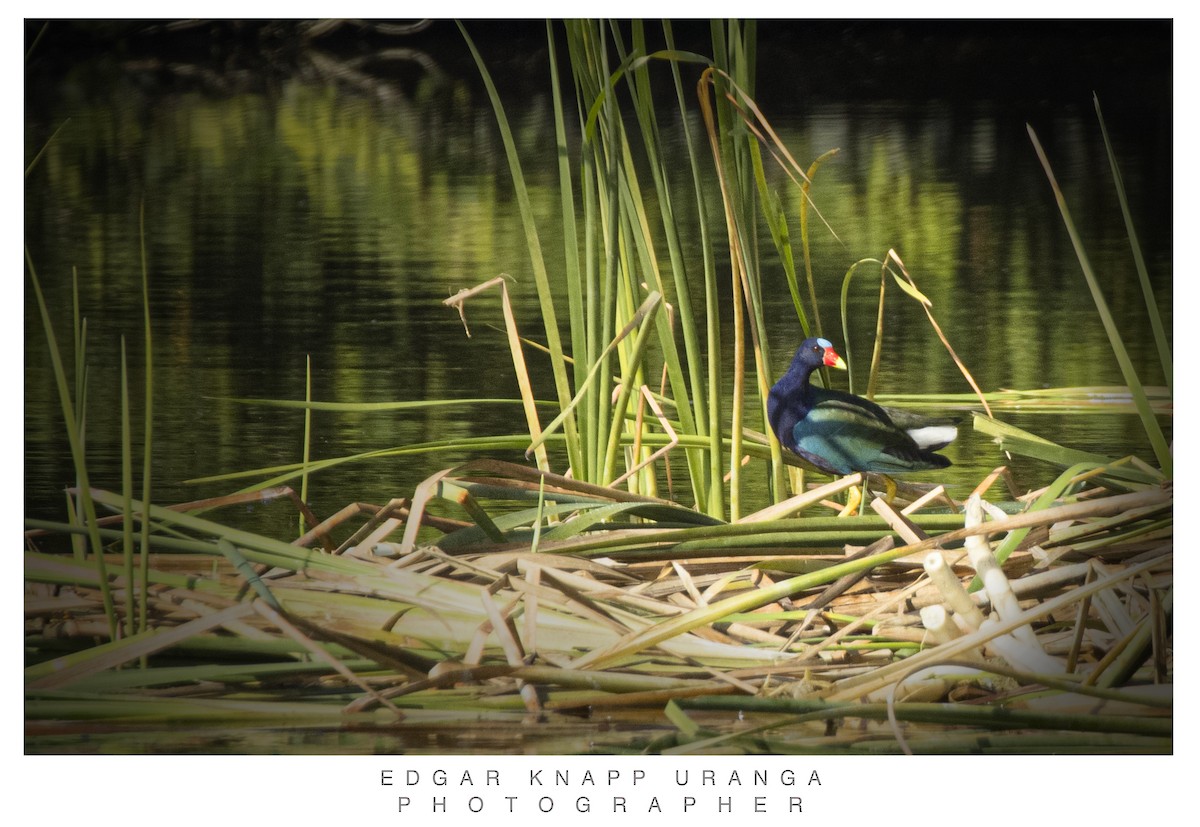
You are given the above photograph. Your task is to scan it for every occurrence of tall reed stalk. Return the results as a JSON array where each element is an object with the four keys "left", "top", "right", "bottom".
[
  {"left": 26, "top": 249, "right": 117, "bottom": 639},
  {"left": 137, "top": 202, "right": 154, "bottom": 639},
  {"left": 458, "top": 21, "right": 846, "bottom": 520},
  {"left": 1028, "top": 119, "right": 1171, "bottom": 476}
]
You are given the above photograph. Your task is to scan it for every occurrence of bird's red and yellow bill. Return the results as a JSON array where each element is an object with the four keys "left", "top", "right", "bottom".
[{"left": 820, "top": 341, "right": 847, "bottom": 370}]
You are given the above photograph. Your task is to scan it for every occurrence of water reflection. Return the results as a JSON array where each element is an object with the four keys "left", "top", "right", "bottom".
[{"left": 25, "top": 23, "right": 1171, "bottom": 534}]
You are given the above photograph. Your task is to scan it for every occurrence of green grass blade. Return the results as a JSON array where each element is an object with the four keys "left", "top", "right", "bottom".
[
  {"left": 1094, "top": 94, "right": 1171, "bottom": 392},
  {"left": 120, "top": 338, "right": 135, "bottom": 637},
  {"left": 602, "top": 292, "right": 662, "bottom": 483},
  {"left": 664, "top": 21, "right": 724, "bottom": 518},
  {"left": 839, "top": 258, "right": 882, "bottom": 394},
  {"left": 799, "top": 149, "right": 840, "bottom": 340},
  {"left": 753, "top": 147, "right": 807, "bottom": 339},
  {"left": 70, "top": 267, "right": 87, "bottom": 562},
  {"left": 1027, "top": 125, "right": 1171, "bottom": 476},
  {"left": 299, "top": 355, "right": 312, "bottom": 538},
  {"left": 619, "top": 25, "right": 713, "bottom": 507},
  {"left": 867, "top": 258, "right": 888, "bottom": 400},
  {"left": 26, "top": 247, "right": 117, "bottom": 640},
  {"left": 212, "top": 397, "right": 544, "bottom": 413},
  {"left": 973, "top": 413, "right": 1159, "bottom": 487},
  {"left": 546, "top": 21, "right": 590, "bottom": 481},
  {"left": 139, "top": 200, "right": 154, "bottom": 639},
  {"left": 458, "top": 21, "right": 583, "bottom": 477},
  {"left": 594, "top": 30, "right": 622, "bottom": 488}
]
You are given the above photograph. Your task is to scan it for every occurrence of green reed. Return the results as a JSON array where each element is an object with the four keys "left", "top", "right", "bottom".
[
  {"left": 454, "top": 20, "right": 860, "bottom": 521},
  {"left": 1027, "top": 110, "right": 1171, "bottom": 476}
]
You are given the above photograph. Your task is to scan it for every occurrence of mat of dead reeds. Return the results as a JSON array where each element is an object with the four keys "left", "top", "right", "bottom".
[{"left": 25, "top": 457, "right": 1171, "bottom": 754}]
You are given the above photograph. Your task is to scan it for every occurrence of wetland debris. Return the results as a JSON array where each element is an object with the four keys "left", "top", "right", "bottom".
[{"left": 25, "top": 459, "right": 1171, "bottom": 754}]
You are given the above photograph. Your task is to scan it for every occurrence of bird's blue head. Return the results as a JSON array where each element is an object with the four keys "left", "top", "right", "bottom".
[{"left": 794, "top": 337, "right": 847, "bottom": 370}]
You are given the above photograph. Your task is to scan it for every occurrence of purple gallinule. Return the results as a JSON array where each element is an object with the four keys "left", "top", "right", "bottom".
[{"left": 768, "top": 337, "right": 957, "bottom": 476}]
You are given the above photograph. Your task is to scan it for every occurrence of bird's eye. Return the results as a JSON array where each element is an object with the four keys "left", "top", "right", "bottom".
[{"left": 811, "top": 345, "right": 820, "bottom": 352}]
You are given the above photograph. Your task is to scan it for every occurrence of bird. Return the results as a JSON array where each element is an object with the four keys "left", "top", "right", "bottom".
[{"left": 767, "top": 337, "right": 957, "bottom": 477}]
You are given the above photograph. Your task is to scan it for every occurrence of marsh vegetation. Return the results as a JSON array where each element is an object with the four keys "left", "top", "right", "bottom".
[{"left": 25, "top": 20, "right": 1171, "bottom": 754}]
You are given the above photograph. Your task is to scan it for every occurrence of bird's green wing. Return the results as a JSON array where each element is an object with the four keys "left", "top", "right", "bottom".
[{"left": 795, "top": 399, "right": 945, "bottom": 474}]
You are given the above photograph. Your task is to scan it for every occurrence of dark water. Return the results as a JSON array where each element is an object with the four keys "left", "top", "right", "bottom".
[{"left": 24, "top": 20, "right": 1173, "bottom": 535}]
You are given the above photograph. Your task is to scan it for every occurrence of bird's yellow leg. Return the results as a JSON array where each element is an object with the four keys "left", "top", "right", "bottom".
[
  {"left": 839, "top": 482, "right": 863, "bottom": 517},
  {"left": 861, "top": 473, "right": 898, "bottom": 507}
]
